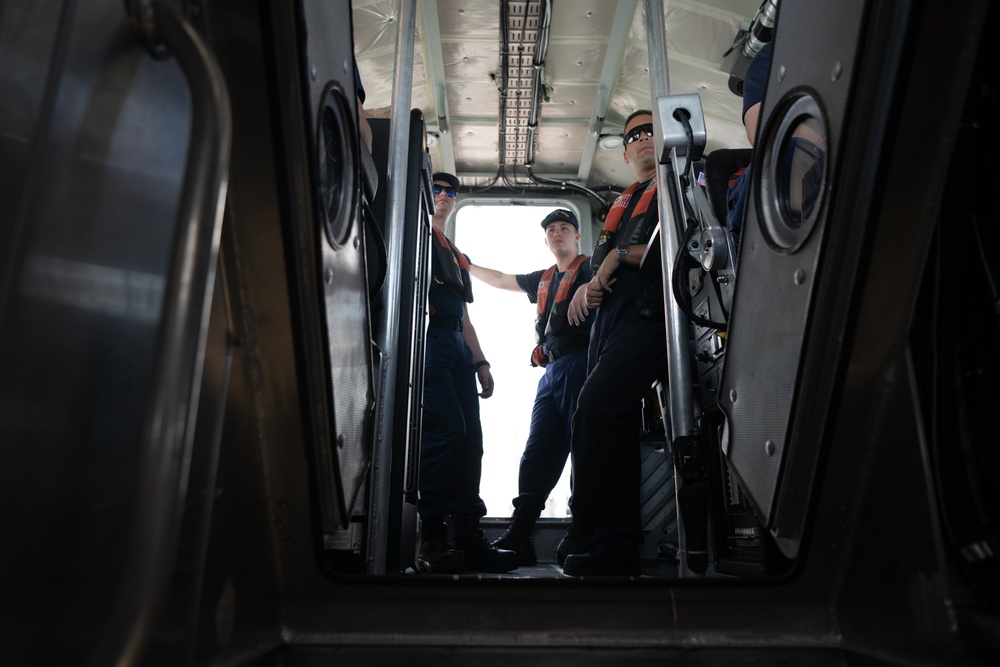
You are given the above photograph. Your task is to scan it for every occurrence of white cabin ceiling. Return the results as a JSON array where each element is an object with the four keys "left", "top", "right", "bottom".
[{"left": 353, "top": 0, "right": 763, "bottom": 190}]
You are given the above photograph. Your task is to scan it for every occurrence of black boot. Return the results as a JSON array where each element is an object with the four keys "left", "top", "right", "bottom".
[
  {"left": 556, "top": 522, "right": 595, "bottom": 566},
  {"left": 491, "top": 508, "right": 539, "bottom": 566},
  {"left": 562, "top": 541, "right": 641, "bottom": 577},
  {"left": 417, "top": 515, "right": 465, "bottom": 574},
  {"left": 453, "top": 514, "right": 518, "bottom": 573}
]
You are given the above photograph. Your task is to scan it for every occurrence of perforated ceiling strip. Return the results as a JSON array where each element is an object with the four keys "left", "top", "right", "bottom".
[{"left": 500, "top": 0, "right": 543, "bottom": 166}]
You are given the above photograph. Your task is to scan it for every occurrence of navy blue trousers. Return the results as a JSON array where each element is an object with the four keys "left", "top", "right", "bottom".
[
  {"left": 569, "top": 305, "right": 667, "bottom": 547},
  {"left": 511, "top": 346, "right": 588, "bottom": 516},
  {"left": 418, "top": 329, "right": 488, "bottom": 518}
]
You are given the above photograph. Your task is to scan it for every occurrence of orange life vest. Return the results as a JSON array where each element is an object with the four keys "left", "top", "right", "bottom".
[
  {"left": 602, "top": 180, "right": 658, "bottom": 233},
  {"left": 531, "top": 254, "right": 590, "bottom": 367},
  {"left": 536, "top": 254, "right": 589, "bottom": 318},
  {"left": 592, "top": 180, "right": 658, "bottom": 268}
]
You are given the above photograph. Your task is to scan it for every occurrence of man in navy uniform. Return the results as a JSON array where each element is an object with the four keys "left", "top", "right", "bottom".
[
  {"left": 469, "top": 209, "right": 594, "bottom": 565},
  {"left": 560, "top": 111, "right": 669, "bottom": 576},
  {"left": 418, "top": 172, "right": 518, "bottom": 574},
  {"left": 725, "top": 40, "right": 773, "bottom": 239}
]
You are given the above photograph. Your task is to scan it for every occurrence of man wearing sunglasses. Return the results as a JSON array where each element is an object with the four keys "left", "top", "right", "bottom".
[
  {"left": 467, "top": 208, "right": 594, "bottom": 566},
  {"left": 418, "top": 172, "right": 518, "bottom": 574},
  {"left": 560, "top": 110, "right": 669, "bottom": 577}
]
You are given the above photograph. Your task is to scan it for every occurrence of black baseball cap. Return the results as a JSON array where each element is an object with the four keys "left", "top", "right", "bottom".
[
  {"left": 432, "top": 172, "right": 460, "bottom": 191},
  {"left": 540, "top": 208, "right": 579, "bottom": 231}
]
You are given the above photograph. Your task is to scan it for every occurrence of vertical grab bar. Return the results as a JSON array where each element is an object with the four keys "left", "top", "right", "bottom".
[
  {"left": 369, "top": 0, "right": 417, "bottom": 575},
  {"left": 644, "top": 0, "right": 694, "bottom": 445},
  {"left": 96, "top": 1, "right": 231, "bottom": 664},
  {"left": 644, "top": 0, "right": 701, "bottom": 578}
]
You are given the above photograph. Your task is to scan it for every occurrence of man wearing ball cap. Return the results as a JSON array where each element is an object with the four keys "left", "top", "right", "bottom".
[
  {"left": 417, "top": 172, "right": 518, "bottom": 575},
  {"left": 468, "top": 208, "right": 594, "bottom": 566}
]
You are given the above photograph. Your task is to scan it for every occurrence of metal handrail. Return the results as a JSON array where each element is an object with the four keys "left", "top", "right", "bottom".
[
  {"left": 369, "top": 0, "right": 417, "bottom": 575},
  {"left": 645, "top": 0, "right": 694, "bottom": 443},
  {"left": 96, "top": 2, "right": 232, "bottom": 664},
  {"left": 645, "top": 0, "right": 700, "bottom": 578}
]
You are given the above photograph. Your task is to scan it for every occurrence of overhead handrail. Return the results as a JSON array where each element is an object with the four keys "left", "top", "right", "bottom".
[{"left": 95, "top": 2, "right": 232, "bottom": 664}]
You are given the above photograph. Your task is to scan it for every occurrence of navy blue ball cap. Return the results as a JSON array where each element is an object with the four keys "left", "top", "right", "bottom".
[
  {"left": 432, "top": 172, "right": 460, "bottom": 191},
  {"left": 540, "top": 208, "right": 579, "bottom": 231}
]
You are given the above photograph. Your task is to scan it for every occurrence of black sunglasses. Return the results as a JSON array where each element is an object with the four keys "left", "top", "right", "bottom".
[
  {"left": 433, "top": 185, "right": 457, "bottom": 198},
  {"left": 624, "top": 123, "right": 654, "bottom": 145}
]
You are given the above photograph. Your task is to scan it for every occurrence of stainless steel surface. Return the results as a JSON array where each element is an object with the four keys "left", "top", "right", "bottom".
[
  {"left": 646, "top": 0, "right": 699, "bottom": 577},
  {"left": 1, "top": 0, "right": 229, "bottom": 661},
  {"left": 369, "top": 0, "right": 418, "bottom": 575},
  {"left": 98, "top": 2, "right": 231, "bottom": 662},
  {"left": 654, "top": 93, "right": 707, "bottom": 163}
]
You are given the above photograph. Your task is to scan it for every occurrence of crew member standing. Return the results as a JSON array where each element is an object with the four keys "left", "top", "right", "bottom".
[
  {"left": 418, "top": 172, "right": 518, "bottom": 574},
  {"left": 469, "top": 209, "right": 594, "bottom": 565},
  {"left": 725, "top": 40, "right": 773, "bottom": 240},
  {"left": 560, "top": 111, "right": 669, "bottom": 576}
]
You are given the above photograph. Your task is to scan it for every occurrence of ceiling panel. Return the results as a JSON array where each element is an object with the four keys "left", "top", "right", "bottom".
[
  {"left": 447, "top": 80, "right": 502, "bottom": 118},
  {"left": 354, "top": 0, "right": 762, "bottom": 189},
  {"left": 440, "top": 39, "right": 500, "bottom": 82},
  {"left": 545, "top": 41, "right": 607, "bottom": 82},
  {"left": 546, "top": 2, "right": 620, "bottom": 41},
  {"left": 437, "top": 2, "right": 500, "bottom": 39},
  {"left": 537, "top": 81, "right": 599, "bottom": 120}
]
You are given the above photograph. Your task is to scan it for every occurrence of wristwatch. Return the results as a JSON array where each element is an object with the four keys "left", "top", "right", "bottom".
[{"left": 616, "top": 242, "right": 629, "bottom": 263}]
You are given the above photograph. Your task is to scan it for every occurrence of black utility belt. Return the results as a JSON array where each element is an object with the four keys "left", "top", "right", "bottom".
[
  {"left": 428, "top": 316, "right": 463, "bottom": 332},
  {"left": 546, "top": 345, "right": 585, "bottom": 362}
]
